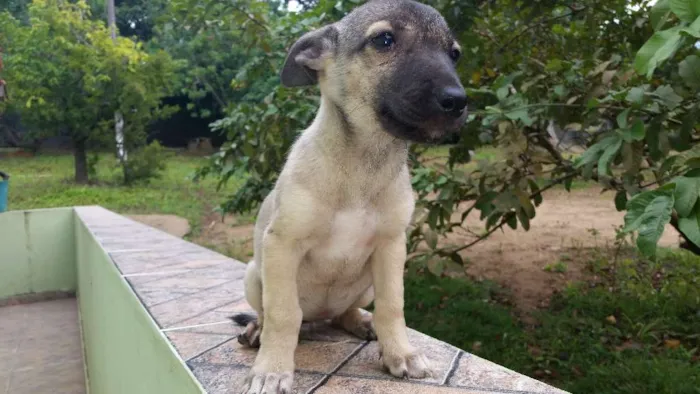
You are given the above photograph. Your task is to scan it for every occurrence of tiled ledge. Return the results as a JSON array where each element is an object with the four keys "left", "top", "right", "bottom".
[{"left": 75, "top": 206, "right": 568, "bottom": 394}]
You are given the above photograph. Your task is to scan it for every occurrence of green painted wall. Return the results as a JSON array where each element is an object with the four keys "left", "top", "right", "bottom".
[
  {"left": 75, "top": 217, "right": 204, "bottom": 394},
  {"left": 0, "top": 209, "right": 76, "bottom": 299}
]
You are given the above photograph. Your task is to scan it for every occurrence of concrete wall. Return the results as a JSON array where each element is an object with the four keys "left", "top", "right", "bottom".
[
  {"left": 1, "top": 208, "right": 202, "bottom": 393},
  {"left": 0, "top": 208, "right": 76, "bottom": 300},
  {"left": 74, "top": 208, "right": 203, "bottom": 394}
]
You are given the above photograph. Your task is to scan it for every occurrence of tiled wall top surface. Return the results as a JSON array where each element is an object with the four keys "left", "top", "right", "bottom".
[{"left": 75, "top": 206, "right": 568, "bottom": 394}]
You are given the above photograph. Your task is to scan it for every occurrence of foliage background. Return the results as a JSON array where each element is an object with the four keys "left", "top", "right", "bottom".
[{"left": 1, "top": 0, "right": 699, "bottom": 392}]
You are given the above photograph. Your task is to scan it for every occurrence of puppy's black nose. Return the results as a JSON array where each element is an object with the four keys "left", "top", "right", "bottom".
[{"left": 436, "top": 86, "right": 467, "bottom": 116}]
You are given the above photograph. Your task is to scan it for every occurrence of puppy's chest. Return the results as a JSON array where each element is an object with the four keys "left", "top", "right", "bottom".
[{"left": 307, "top": 209, "right": 380, "bottom": 271}]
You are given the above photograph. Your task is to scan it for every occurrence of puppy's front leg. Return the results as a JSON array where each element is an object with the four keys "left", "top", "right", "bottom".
[
  {"left": 371, "top": 234, "right": 432, "bottom": 379},
  {"left": 244, "top": 231, "right": 303, "bottom": 394}
]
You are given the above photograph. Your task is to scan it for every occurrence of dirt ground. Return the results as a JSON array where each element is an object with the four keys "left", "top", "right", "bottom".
[
  {"left": 455, "top": 188, "right": 679, "bottom": 314},
  {"left": 136, "top": 187, "right": 681, "bottom": 315},
  {"left": 128, "top": 214, "right": 191, "bottom": 238}
]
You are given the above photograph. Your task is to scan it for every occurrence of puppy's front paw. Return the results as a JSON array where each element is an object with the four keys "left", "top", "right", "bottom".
[
  {"left": 380, "top": 348, "right": 433, "bottom": 379},
  {"left": 242, "top": 371, "right": 293, "bottom": 394}
]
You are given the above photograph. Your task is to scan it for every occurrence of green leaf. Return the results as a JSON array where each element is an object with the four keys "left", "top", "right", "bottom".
[
  {"left": 424, "top": 228, "right": 438, "bottom": 249},
  {"left": 624, "top": 184, "right": 676, "bottom": 232},
  {"left": 678, "top": 206, "right": 700, "bottom": 248},
  {"left": 636, "top": 194, "right": 675, "bottom": 257},
  {"left": 574, "top": 135, "right": 619, "bottom": 169},
  {"left": 634, "top": 26, "right": 684, "bottom": 78},
  {"left": 505, "top": 109, "right": 534, "bottom": 126},
  {"left": 546, "top": 59, "right": 564, "bottom": 72},
  {"left": 506, "top": 213, "right": 518, "bottom": 229},
  {"left": 617, "top": 108, "right": 631, "bottom": 128},
  {"left": 615, "top": 191, "right": 628, "bottom": 212},
  {"left": 517, "top": 208, "right": 530, "bottom": 231},
  {"left": 528, "top": 179, "right": 543, "bottom": 207},
  {"left": 653, "top": 85, "right": 683, "bottom": 109},
  {"left": 553, "top": 84, "right": 568, "bottom": 97},
  {"left": 564, "top": 177, "right": 573, "bottom": 191},
  {"left": 598, "top": 136, "right": 623, "bottom": 176},
  {"left": 620, "top": 120, "right": 646, "bottom": 142},
  {"left": 671, "top": 110, "right": 697, "bottom": 151},
  {"left": 669, "top": 0, "right": 700, "bottom": 22},
  {"left": 651, "top": 0, "right": 672, "bottom": 30},
  {"left": 679, "top": 55, "right": 700, "bottom": 89},
  {"left": 660, "top": 155, "right": 681, "bottom": 175},
  {"left": 426, "top": 257, "right": 445, "bottom": 276},
  {"left": 673, "top": 176, "right": 700, "bottom": 217},
  {"left": 496, "top": 86, "right": 510, "bottom": 100},
  {"left": 475, "top": 191, "right": 498, "bottom": 211},
  {"left": 625, "top": 87, "right": 646, "bottom": 104},
  {"left": 486, "top": 211, "right": 503, "bottom": 229},
  {"left": 680, "top": 21, "right": 700, "bottom": 37},
  {"left": 448, "top": 252, "right": 465, "bottom": 267}
]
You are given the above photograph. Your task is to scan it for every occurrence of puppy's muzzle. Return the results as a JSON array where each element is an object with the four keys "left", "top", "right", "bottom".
[{"left": 435, "top": 85, "right": 468, "bottom": 118}]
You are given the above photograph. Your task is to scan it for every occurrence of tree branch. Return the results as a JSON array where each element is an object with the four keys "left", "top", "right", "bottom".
[
  {"left": 497, "top": 8, "right": 585, "bottom": 53},
  {"left": 447, "top": 171, "right": 579, "bottom": 254}
]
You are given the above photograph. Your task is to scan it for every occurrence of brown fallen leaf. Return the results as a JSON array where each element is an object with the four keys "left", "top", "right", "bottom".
[
  {"left": 605, "top": 315, "right": 617, "bottom": 325},
  {"left": 664, "top": 339, "right": 681, "bottom": 349}
]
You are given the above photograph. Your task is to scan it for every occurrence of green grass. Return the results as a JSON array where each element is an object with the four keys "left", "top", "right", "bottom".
[
  {"left": 405, "top": 248, "right": 700, "bottom": 394},
  {"left": 1, "top": 152, "right": 242, "bottom": 234},
  {"left": 543, "top": 261, "right": 568, "bottom": 273}
]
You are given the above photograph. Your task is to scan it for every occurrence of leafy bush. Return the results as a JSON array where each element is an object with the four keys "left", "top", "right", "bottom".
[
  {"left": 184, "top": 0, "right": 700, "bottom": 266},
  {"left": 120, "top": 141, "right": 171, "bottom": 185}
]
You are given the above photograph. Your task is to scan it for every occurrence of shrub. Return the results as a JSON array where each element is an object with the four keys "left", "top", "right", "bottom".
[{"left": 121, "top": 141, "right": 171, "bottom": 185}]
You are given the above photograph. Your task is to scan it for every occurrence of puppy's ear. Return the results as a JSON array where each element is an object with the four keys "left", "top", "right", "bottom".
[{"left": 280, "top": 24, "right": 338, "bottom": 87}]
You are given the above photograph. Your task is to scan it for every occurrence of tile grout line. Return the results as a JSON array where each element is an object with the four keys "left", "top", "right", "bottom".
[
  {"left": 330, "top": 371, "right": 543, "bottom": 393},
  {"left": 186, "top": 337, "right": 238, "bottom": 363},
  {"left": 441, "top": 350, "right": 463, "bottom": 385},
  {"left": 123, "top": 266, "right": 245, "bottom": 287},
  {"left": 116, "top": 256, "right": 236, "bottom": 277},
  {"left": 161, "top": 320, "right": 233, "bottom": 333},
  {"left": 305, "top": 341, "right": 369, "bottom": 394},
  {"left": 106, "top": 248, "right": 154, "bottom": 253},
  {"left": 121, "top": 269, "right": 194, "bottom": 278},
  {"left": 146, "top": 278, "right": 245, "bottom": 308},
  {"left": 112, "top": 256, "right": 166, "bottom": 330},
  {"left": 164, "top": 295, "right": 246, "bottom": 328}
]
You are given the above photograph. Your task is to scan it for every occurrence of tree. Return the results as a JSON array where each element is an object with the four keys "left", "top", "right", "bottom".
[
  {"left": 155, "top": 0, "right": 289, "bottom": 120},
  {"left": 0, "top": 0, "right": 30, "bottom": 22},
  {"left": 0, "top": 0, "right": 177, "bottom": 183},
  {"left": 89, "top": 0, "right": 167, "bottom": 41},
  {"left": 193, "top": 0, "right": 699, "bottom": 265}
]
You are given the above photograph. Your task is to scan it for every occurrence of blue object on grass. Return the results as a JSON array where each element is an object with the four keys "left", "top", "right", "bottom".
[{"left": 0, "top": 171, "right": 9, "bottom": 213}]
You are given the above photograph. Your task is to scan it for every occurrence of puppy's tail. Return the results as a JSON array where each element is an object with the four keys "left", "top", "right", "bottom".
[{"left": 230, "top": 313, "right": 257, "bottom": 326}]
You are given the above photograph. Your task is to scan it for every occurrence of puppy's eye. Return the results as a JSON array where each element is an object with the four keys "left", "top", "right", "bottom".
[
  {"left": 450, "top": 48, "right": 461, "bottom": 62},
  {"left": 371, "top": 32, "right": 395, "bottom": 50}
]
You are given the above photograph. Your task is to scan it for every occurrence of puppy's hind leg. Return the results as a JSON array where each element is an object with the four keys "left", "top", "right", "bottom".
[
  {"left": 332, "top": 287, "right": 377, "bottom": 341},
  {"left": 231, "top": 261, "right": 264, "bottom": 348}
]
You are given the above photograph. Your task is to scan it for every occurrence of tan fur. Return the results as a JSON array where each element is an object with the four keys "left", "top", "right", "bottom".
[{"left": 240, "top": 1, "right": 465, "bottom": 392}]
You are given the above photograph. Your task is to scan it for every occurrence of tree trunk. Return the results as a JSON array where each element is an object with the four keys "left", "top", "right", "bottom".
[{"left": 74, "top": 139, "right": 89, "bottom": 184}]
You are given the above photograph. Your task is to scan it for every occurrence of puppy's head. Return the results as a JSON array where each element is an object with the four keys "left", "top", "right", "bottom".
[{"left": 281, "top": 0, "right": 467, "bottom": 143}]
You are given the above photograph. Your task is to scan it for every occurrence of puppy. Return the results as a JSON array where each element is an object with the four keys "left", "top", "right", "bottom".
[{"left": 233, "top": 1, "right": 467, "bottom": 392}]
